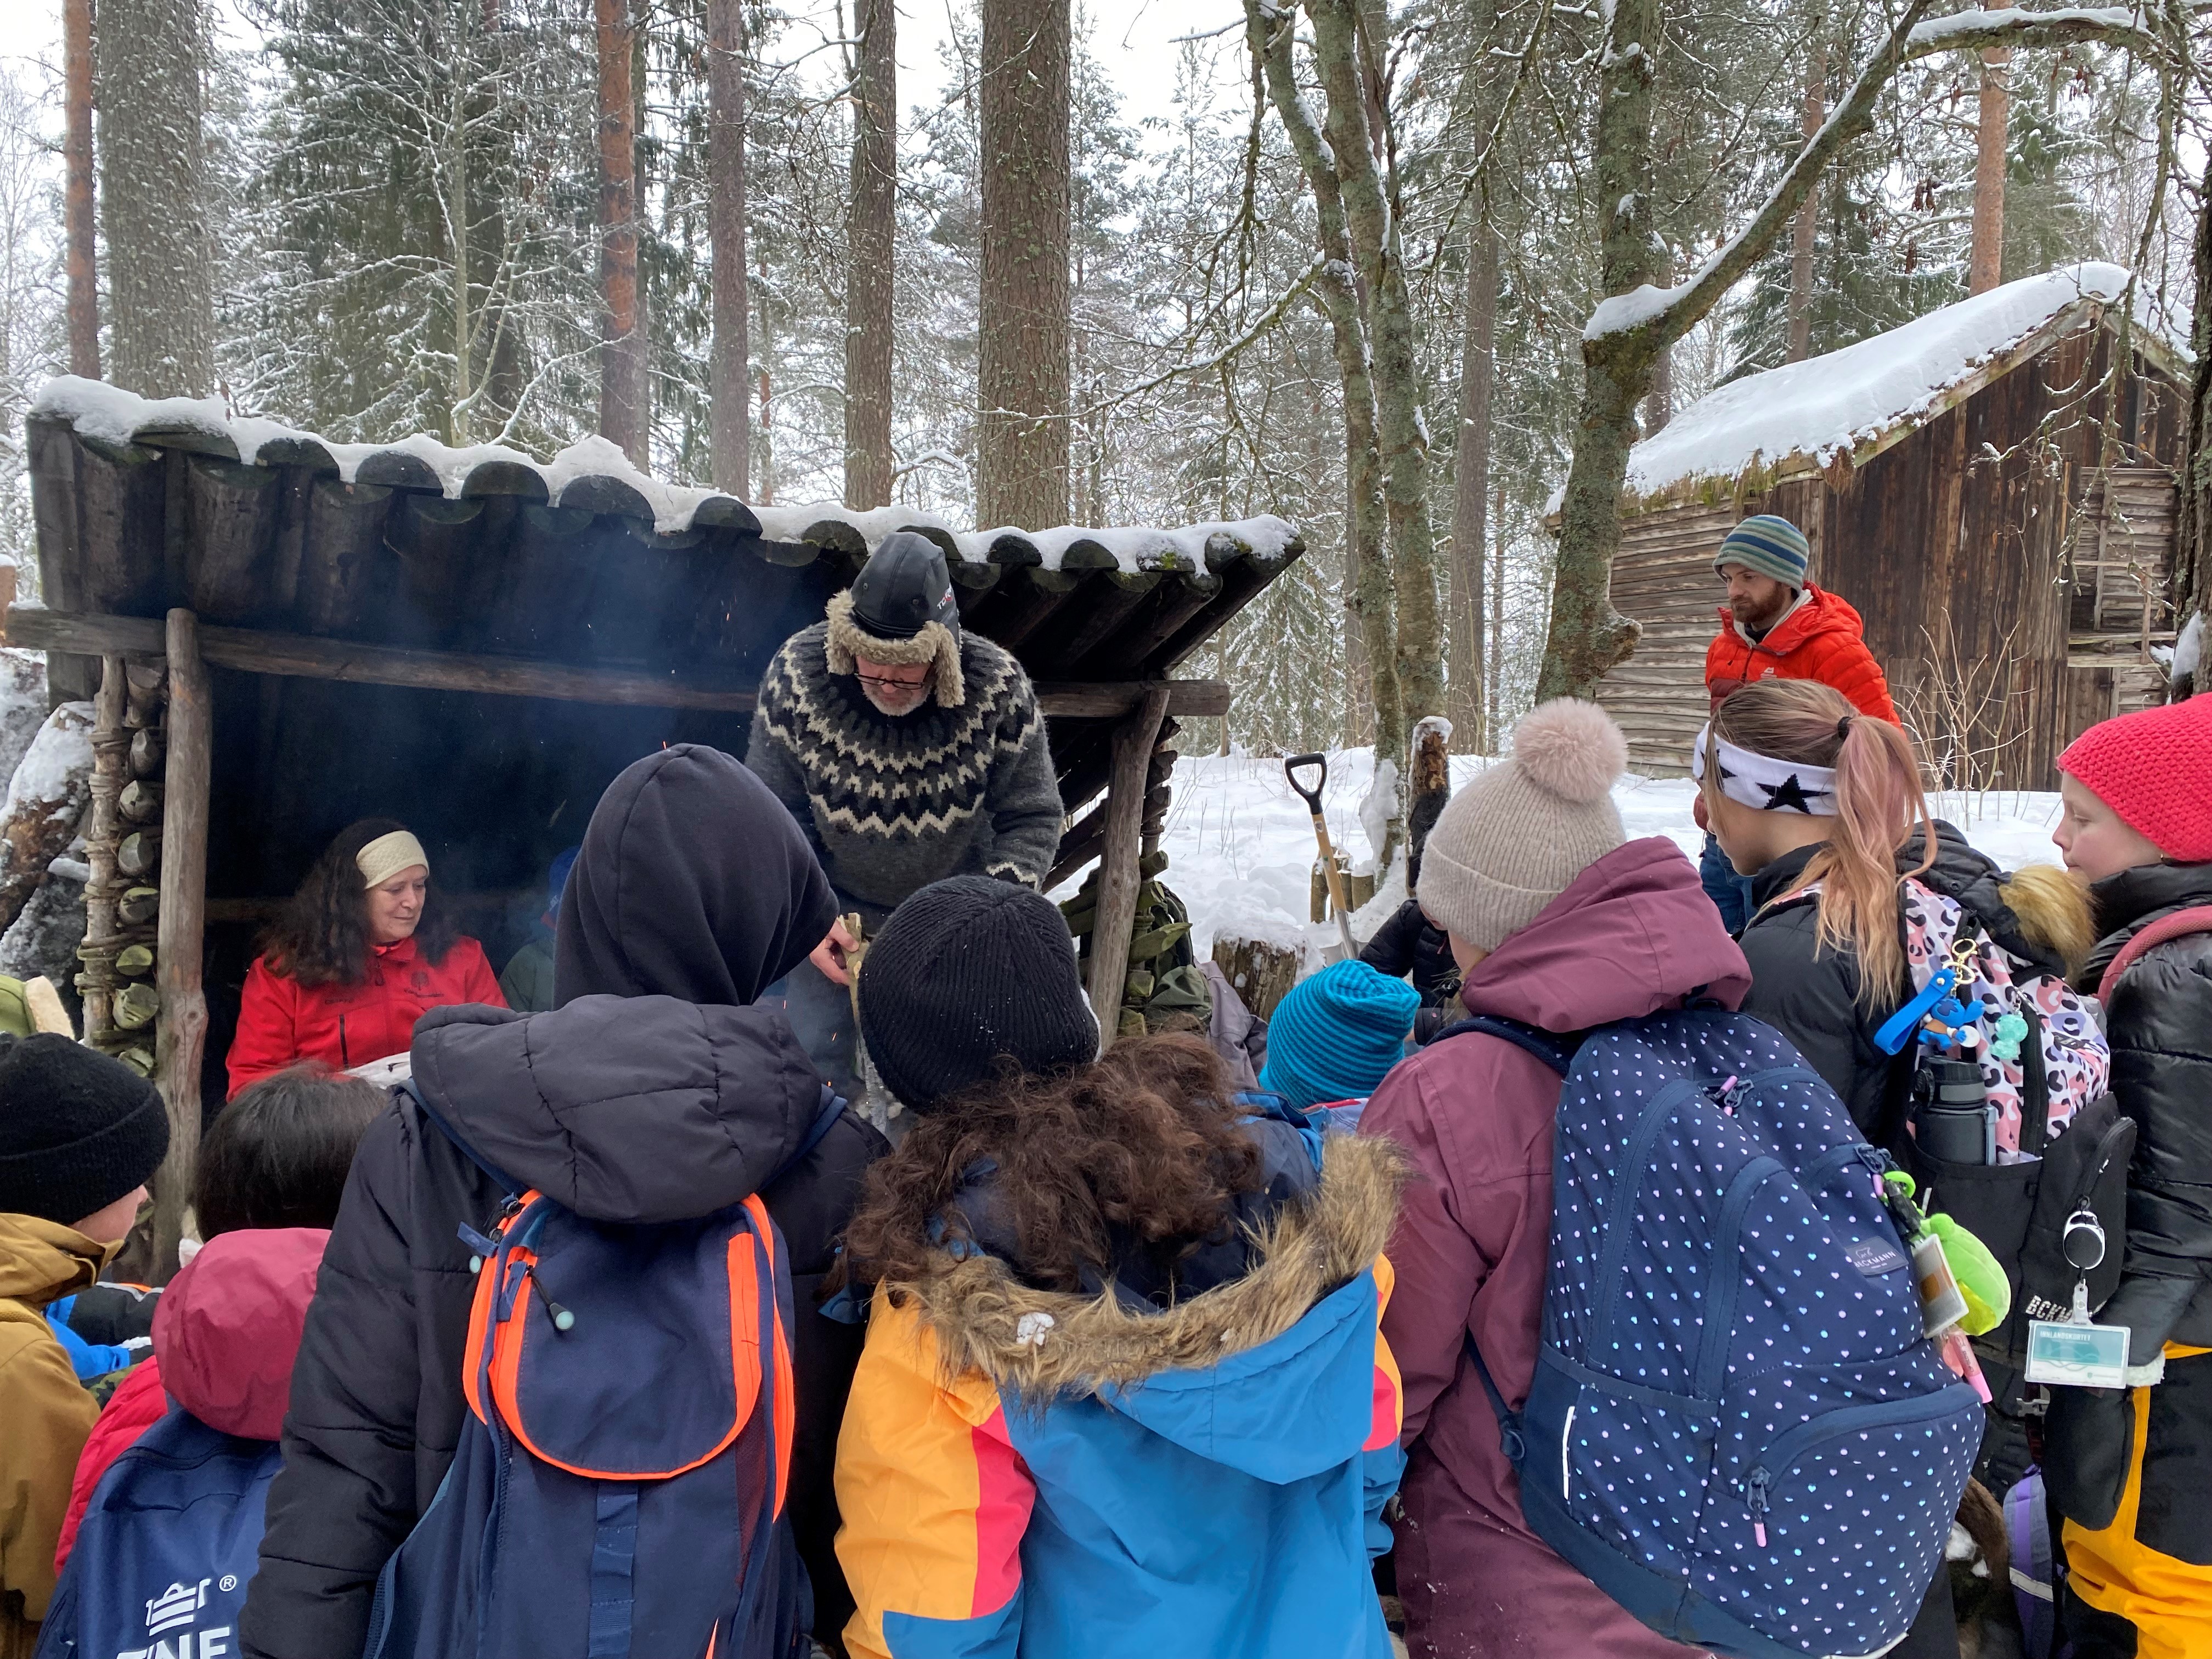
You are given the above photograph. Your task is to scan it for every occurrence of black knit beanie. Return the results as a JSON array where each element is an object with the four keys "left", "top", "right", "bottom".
[
  {"left": 0, "top": 1034, "right": 170, "bottom": 1227},
  {"left": 859, "top": 876, "right": 1100, "bottom": 1115}
]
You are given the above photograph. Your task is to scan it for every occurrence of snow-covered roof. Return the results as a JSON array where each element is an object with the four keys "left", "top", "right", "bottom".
[
  {"left": 1607, "top": 263, "right": 2185, "bottom": 510},
  {"left": 29, "top": 377, "right": 1296, "bottom": 576}
]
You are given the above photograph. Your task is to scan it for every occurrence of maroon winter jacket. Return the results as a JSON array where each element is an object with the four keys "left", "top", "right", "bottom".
[
  {"left": 1361, "top": 838, "right": 1750, "bottom": 1659},
  {"left": 55, "top": 1229, "right": 327, "bottom": 1569}
]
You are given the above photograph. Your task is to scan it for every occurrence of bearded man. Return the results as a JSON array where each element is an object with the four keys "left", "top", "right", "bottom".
[
  {"left": 746, "top": 532, "right": 1064, "bottom": 1095},
  {"left": 1696, "top": 513, "right": 1899, "bottom": 929}
]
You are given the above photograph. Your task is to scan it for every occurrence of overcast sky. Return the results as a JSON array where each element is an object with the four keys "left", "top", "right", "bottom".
[{"left": 0, "top": 0, "right": 1248, "bottom": 136}]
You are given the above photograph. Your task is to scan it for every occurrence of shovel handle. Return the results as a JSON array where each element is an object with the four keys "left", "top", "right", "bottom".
[{"left": 1284, "top": 753, "right": 1329, "bottom": 813}]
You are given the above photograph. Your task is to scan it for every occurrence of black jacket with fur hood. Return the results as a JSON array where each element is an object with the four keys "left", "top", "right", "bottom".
[
  {"left": 1735, "top": 820, "right": 2090, "bottom": 1147},
  {"left": 241, "top": 748, "right": 887, "bottom": 1659}
]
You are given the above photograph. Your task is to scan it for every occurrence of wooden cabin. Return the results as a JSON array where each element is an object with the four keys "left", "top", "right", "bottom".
[
  {"left": 1594, "top": 263, "right": 2185, "bottom": 786},
  {"left": 16, "top": 381, "right": 1302, "bottom": 1272}
]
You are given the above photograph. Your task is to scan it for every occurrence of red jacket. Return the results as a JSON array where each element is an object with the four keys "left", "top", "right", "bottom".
[
  {"left": 227, "top": 935, "right": 504, "bottom": 1097},
  {"left": 55, "top": 1228, "right": 328, "bottom": 1571},
  {"left": 1703, "top": 583, "right": 1899, "bottom": 723},
  {"left": 1359, "top": 839, "right": 1751, "bottom": 1659}
]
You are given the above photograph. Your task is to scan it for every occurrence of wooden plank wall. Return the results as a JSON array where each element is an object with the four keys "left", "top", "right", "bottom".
[{"left": 1595, "top": 505, "right": 1738, "bottom": 775}]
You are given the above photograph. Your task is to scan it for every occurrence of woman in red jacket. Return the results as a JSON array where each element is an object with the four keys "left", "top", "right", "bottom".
[{"left": 226, "top": 819, "right": 505, "bottom": 1097}]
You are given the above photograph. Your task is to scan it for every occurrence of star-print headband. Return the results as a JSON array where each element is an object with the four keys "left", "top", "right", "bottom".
[{"left": 1691, "top": 724, "right": 1839, "bottom": 816}]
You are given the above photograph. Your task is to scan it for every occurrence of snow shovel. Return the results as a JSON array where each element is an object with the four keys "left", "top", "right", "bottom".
[{"left": 1285, "top": 754, "right": 1359, "bottom": 957}]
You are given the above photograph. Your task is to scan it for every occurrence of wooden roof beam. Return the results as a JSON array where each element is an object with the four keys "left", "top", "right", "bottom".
[{"left": 3, "top": 604, "right": 1229, "bottom": 720}]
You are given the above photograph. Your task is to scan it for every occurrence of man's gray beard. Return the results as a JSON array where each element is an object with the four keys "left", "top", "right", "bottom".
[{"left": 861, "top": 687, "right": 926, "bottom": 717}]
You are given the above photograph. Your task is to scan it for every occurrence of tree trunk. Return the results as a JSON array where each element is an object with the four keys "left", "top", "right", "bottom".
[
  {"left": 1306, "top": 0, "right": 1444, "bottom": 751},
  {"left": 1449, "top": 213, "right": 1497, "bottom": 751},
  {"left": 1534, "top": 0, "right": 1661, "bottom": 701},
  {"left": 977, "top": 0, "right": 1071, "bottom": 529},
  {"left": 1788, "top": 37, "right": 1824, "bottom": 361},
  {"left": 1970, "top": 48, "right": 2010, "bottom": 295},
  {"left": 707, "top": 0, "right": 749, "bottom": 493},
  {"left": 844, "top": 0, "right": 896, "bottom": 510},
  {"left": 97, "top": 0, "right": 212, "bottom": 397},
  {"left": 1644, "top": 344, "right": 1672, "bottom": 435},
  {"left": 595, "top": 0, "right": 646, "bottom": 466},
  {"left": 64, "top": 0, "right": 100, "bottom": 379},
  {"left": 1488, "top": 486, "right": 1506, "bottom": 720},
  {"left": 1245, "top": 0, "right": 1397, "bottom": 760},
  {"left": 2176, "top": 140, "right": 2212, "bottom": 698}
]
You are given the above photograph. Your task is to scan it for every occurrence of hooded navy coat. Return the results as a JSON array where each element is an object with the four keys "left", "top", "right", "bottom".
[{"left": 241, "top": 747, "right": 886, "bottom": 1659}]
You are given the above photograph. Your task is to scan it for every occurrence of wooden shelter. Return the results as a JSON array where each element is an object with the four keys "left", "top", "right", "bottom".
[
  {"left": 15, "top": 381, "right": 1302, "bottom": 1271},
  {"left": 1592, "top": 263, "right": 2185, "bottom": 786}
]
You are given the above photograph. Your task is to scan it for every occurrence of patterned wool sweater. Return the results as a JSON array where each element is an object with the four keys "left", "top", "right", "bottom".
[{"left": 746, "top": 622, "right": 1064, "bottom": 922}]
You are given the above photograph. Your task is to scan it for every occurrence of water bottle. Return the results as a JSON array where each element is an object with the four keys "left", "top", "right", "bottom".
[{"left": 1913, "top": 1058, "right": 1995, "bottom": 1165}]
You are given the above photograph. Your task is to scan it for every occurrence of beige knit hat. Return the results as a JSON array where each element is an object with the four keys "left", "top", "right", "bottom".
[{"left": 1415, "top": 698, "right": 1629, "bottom": 954}]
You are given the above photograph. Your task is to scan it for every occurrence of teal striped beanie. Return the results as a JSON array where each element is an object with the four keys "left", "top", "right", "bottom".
[
  {"left": 1258, "top": 958, "right": 1420, "bottom": 1110},
  {"left": 1713, "top": 515, "right": 1809, "bottom": 588}
]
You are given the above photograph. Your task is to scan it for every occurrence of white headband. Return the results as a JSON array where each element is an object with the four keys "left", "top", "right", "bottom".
[
  {"left": 1692, "top": 724, "right": 1839, "bottom": 816},
  {"left": 356, "top": 830, "right": 430, "bottom": 889}
]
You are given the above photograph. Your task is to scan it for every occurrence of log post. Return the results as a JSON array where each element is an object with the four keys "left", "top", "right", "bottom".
[
  {"left": 1085, "top": 685, "right": 1171, "bottom": 1040},
  {"left": 78, "top": 656, "right": 129, "bottom": 1042},
  {"left": 150, "top": 611, "right": 211, "bottom": 1281}
]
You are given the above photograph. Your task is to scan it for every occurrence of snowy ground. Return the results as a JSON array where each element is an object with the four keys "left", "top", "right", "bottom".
[{"left": 1127, "top": 747, "right": 2069, "bottom": 976}]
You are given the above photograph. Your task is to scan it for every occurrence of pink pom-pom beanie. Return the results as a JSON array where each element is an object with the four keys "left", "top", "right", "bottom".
[
  {"left": 1415, "top": 698, "right": 1630, "bottom": 953},
  {"left": 2057, "top": 694, "right": 2212, "bottom": 864}
]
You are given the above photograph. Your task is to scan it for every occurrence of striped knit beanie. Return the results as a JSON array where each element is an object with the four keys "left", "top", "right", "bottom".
[
  {"left": 1258, "top": 959, "right": 1419, "bottom": 1110},
  {"left": 1713, "top": 515, "right": 1810, "bottom": 589}
]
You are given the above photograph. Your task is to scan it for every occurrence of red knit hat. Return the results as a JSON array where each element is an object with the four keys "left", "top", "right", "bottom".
[{"left": 2057, "top": 695, "right": 2212, "bottom": 863}]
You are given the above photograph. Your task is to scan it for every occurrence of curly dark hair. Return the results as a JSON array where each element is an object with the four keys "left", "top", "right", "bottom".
[
  {"left": 839, "top": 1033, "right": 1265, "bottom": 1294},
  {"left": 259, "top": 817, "right": 460, "bottom": 988}
]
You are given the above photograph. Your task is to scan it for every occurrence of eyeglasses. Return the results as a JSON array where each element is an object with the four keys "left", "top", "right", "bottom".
[{"left": 856, "top": 672, "right": 928, "bottom": 692}]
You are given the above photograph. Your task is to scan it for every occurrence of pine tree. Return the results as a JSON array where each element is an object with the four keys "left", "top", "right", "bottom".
[{"left": 99, "top": 0, "right": 215, "bottom": 396}]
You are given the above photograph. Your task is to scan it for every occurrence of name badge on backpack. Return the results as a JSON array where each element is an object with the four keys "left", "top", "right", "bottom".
[
  {"left": 2024, "top": 1317, "right": 2129, "bottom": 1389},
  {"left": 2023, "top": 1212, "right": 2129, "bottom": 1389}
]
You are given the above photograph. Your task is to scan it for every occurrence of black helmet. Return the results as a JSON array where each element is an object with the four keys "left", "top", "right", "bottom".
[{"left": 851, "top": 532, "right": 960, "bottom": 641}]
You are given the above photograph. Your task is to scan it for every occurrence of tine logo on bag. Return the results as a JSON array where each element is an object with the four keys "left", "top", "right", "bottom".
[
  {"left": 111, "top": 1578, "right": 233, "bottom": 1659},
  {"left": 147, "top": 1582, "right": 208, "bottom": 1635}
]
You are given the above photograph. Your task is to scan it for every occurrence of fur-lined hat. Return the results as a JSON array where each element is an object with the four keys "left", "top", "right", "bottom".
[{"left": 825, "top": 532, "right": 965, "bottom": 708}]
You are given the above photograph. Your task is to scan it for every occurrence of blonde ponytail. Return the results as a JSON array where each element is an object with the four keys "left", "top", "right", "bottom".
[{"left": 1711, "top": 681, "right": 1934, "bottom": 1003}]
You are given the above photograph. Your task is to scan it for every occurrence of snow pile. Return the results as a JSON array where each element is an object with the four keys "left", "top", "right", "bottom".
[
  {"left": 1118, "top": 748, "right": 2070, "bottom": 976},
  {"left": 0, "top": 651, "right": 49, "bottom": 793},
  {"left": 757, "top": 500, "right": 1300, "bottom": 575},
  {"left": 1572, "top": 264, "right": 2170, "bottom": 509},
  {"left": 32, "top": 377, "right": 1301, "bottom": 561},
  {"left": 2172, "top": 611, "right": 2204, "bottom": 693},
  {"left": 4, "top": 701, "right": 94, "bottom": 825}
]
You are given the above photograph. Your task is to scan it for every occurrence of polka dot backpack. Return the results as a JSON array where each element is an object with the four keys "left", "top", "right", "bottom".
[{"left": 1437, "top": 1008, "right": 1984, "bottom": 1659}]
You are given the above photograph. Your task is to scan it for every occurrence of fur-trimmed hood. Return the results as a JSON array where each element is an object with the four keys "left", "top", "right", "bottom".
[
  {"left": 825, "top": 589, "right": 964, "bottom": 708},
  {"left": 885, "top": 1132, "right": 1406, "bottom": 1403}
]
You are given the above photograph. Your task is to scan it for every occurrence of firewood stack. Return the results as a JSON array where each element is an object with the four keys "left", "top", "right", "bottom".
[
  {"left": 1062, "top": 717, "right": 1194, "bottom": 1040},
  {"left": 79, "top": 655, "right": 166, "bottom": 1074}
]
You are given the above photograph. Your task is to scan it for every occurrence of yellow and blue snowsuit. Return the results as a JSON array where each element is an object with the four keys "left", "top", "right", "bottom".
[{"left": 833, "top": 1130, "right": 1407, "bottom": 1659}]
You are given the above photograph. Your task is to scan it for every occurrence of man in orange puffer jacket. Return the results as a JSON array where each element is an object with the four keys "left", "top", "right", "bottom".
[{"left": 1697, "top": 515, "right": 1899, "bottom": 928}]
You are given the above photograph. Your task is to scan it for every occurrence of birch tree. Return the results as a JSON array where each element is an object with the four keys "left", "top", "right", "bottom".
[{"left": 1538, "top": 0, "right": 2169, "bottom": 701}]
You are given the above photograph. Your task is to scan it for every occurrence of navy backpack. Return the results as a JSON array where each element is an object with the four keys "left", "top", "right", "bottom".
[
  {"left": 1440, "top": 1008, "right": 1984, "bottom": 1659},
  {"left": 362, "top": 1086, "right": 827, "bottom": 1659},
  {"left": 35, "top": 1407, "right": 277, "bottom": 1659}
]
